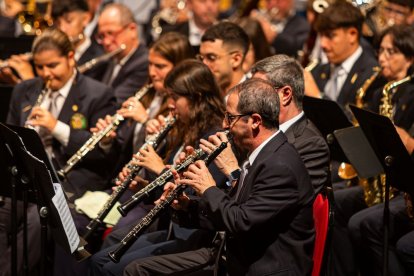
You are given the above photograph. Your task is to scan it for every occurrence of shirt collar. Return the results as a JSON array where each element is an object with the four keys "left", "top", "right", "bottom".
[
  {"left": 74, "top": 36, "right": 91, "bottom": 61},
  {"left": 56, "top": 69, "right": 77, "bottom": 98},
  {"left": 248, "top": 130, "right": 280, "bottom": 166},
  {"left": 337, "top": 46, "right": 362, "bottom": 74},
  {"left": 279, "top": 111, "right": 304, "bottom": 133}
]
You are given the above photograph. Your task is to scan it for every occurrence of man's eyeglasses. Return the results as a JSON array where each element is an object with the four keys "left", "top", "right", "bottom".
[
  {"left": 224, "top": 112, "right": 253, "bottom": 125},
  {"left": 378, "top": 47, "right": 400, "bottom": 58},
  {"left": 196, "top": 51, "right": 238, "bottom": 63},
  {"left": 96, "top": 24, "right": 129, "bottom": 44}
]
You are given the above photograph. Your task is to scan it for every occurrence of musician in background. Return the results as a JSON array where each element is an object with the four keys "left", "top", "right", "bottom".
[
  {"left": 2, "top": 28, "right": 115, "bottom": 276},
  {"left": 97, "top": 3, "right": 148, "bottom": 105},
  {"left": 198, "top": 21, "right": 249, "bottom": 99},
  {"left": 161, "top": 0, "right": 220, "bottom": 53},
  {"left": 251, "top": 54, "right": 330, "bottom": 194},
  {"left": 250, "top": 0, "right": 310, "bottom": 57},
  {"left": 330, "top": 24, "right": 414, "bottom": 276},
  {"left": 134, "top": 78, "right": 314, "bottom": 275},
  {"left": 89, "top": 60, "right": 226, "bottom": 276},
  {"left": 52, "top": 0, "right": 107, "bottom": 80},
  {"left": 90, "top": 32, "right": 194, "bottom": 235},
  {"left": 304, "top": 1, "right": 379, "bottom": 107}
]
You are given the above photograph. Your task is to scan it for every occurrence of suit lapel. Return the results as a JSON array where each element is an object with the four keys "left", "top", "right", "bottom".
[
  {"left": 58, "top": 74, "right": 86, "bottom": 125},
  {"left": 237, "top": 132, "right": 288, "bottom": 202},
  {"left": 20, "top": 80, "right": 43, "bottom": 126}
]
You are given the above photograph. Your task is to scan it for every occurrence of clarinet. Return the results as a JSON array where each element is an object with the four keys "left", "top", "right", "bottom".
[
  {"left": 117, "top": 148, "right": 205, "bottom": 216},
  {"left": 108, "top": 137, "right": 229, "bottom": 263},
  {"left": 78, "top": 44, "right": 126, "bottom": 73},
  {"left": 24, "top": 79, "right": 51, "bottom": 129},
  {"left": 82, "top": 116, "right": 176, "bottom": 240},
  {"left": 57, "top": 84, "right": 153, "bottom": 180}
]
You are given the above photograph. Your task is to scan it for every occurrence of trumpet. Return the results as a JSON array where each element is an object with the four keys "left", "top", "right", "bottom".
[
  {"left": 78, "top": 44, "right": 126, "bottom": 74},
  {"left": 108, "top": 137, "right": 229, "bottom": 263},
  {"left": 24, "top": 79, "right": 51, "bottom": 129},
  {"left": 57, "top": 83, "right": 153, "bottom": 179},
  {"left": 82, "top": 115, "right": 176, "bottom": 240}
]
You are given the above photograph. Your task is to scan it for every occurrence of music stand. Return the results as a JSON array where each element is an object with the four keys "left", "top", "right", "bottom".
[
  {"left": 349, "top": 105, "right": 414, "bottom": 276},
  {"left": 0, "top": 85, "right": 13, "bottom": 123},
  {"left": 0, "top": 123, "right": 88, "bottom": 275},
  {"left": 303, "top": 96, "right": 353, "bottom": 163}
]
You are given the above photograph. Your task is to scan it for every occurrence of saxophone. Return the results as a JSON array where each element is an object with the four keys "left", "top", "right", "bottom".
[
  {"left": 377, "top": 74, "right": 413, "bottom": 209},
  {"left": 338, "top": 68, "right": 381, "bottom": 181},
  {"left": 108, "top": 137, "right": 229, "bottom": 263},
  {"left": 82, "top": 115, "right": 176, "bottom": 240},
  {"left": 57, "top": 84, "right": 153, "bottom": 179}
]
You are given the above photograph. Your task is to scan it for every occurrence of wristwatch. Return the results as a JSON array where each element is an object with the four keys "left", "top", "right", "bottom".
[{"left": 226, "top": 168, "right": 242, "bottom": 186}]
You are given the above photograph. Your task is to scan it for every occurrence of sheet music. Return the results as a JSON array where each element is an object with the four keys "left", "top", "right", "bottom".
[{"left": 52, "top": 183, "right": 80, "bottom": 253}]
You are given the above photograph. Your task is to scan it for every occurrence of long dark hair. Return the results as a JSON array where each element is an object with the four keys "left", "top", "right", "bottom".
[{"left": 165, "top": 60, "right": 225, "bottom": 148}]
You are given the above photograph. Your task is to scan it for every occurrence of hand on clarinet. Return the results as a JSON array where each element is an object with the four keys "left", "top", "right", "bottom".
[
  {"left": 118, "top": 97, "right": 148, "bottom": 124},
  {"left": 91, "top": 115, "right": 117, "bottom": 145},
  {"left": 131, "top": 145, "right": 166, "bottom": 175},
  {"left": 28, "top": 106, "right": 57, "bottom": 131},
  {"left": 199, "top": 132, "right": 239, "bottom": 177}
]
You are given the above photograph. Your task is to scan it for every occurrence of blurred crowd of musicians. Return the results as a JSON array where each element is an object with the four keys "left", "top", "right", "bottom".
[{"left": 0, "top": 0, "right": 414, "bottom": 275}]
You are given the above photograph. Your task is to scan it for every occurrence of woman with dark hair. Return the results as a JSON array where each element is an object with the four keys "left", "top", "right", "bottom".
[
  {"left": 89, "top": 60, "right": 226, "bottom": 276},
  {"left": 86, "top": 32, "right": 195, "bottom": 237}
]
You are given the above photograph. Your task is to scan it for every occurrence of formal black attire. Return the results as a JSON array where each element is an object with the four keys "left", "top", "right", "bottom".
[
  {"left": 77, "top": 41, "right": 107, "bottom": 81},
  {"left": 89, "top": 128, "right": 227, "bottom": 276},
  {"left": 6, "top": 74, "right": 117, "bottom": 200},
  {"left": 272, "top": 14, "right": 310, "bottom": 58},
  {"left": 146, "top": 132, "right": 316, "bottom": 276},
  {"left": 123, "top": 118, "right": 327, "bottom": 276},
  {"left": 284, "top": 114, "right": 330, "bottom": 194},
  {"left": 311, "top": 49, "right": 379, "bottom": 107},
  {"left": 101, "top": 45, "right": 149, "bottom": 105}
]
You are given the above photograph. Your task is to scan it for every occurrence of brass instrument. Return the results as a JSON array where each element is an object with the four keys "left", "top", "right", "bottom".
[
  {"left": 24, "top": 79, "right": 51, "bottom": 129},
  {"left": 109, "top": 137, "right": 229, "bottom": 263},
  {"left": 365, "top": 74, "right": 414, "bottom": 206},
  {"left": 78, "top": 44, "right": 126, "bottom": 74},
  {"left": 0, "top": 52, "right": 32, "bottom": 70},
  {"left": 151, "top": 0, "right": 187, "bottom": 40},
  {"left": 18, "top": 0, "right": 53, "bottom": 35},
  {"left": 337, "top": 68, "right": 391, "bottom": 206},
  {"left": 82, "top": 115, "right": 176, "bottom": 240},
  {"left": 57, "top": 83, "right": 153, "bottom": 180}
]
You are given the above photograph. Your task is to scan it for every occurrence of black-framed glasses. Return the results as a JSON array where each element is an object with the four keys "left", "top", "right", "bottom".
[
  {"left": 95, "top": 24, "right": 129, "bottom": 44},
  {"left": 224, "top": 112, "right": 253, "bottom": 125}
]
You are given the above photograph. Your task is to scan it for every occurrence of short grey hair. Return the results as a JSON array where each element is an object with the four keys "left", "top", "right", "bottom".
[
  {"left": 251, "top": 54, "right": 304, "bottom": 109},
  {"left": 101, "top": 3, "right": 136, "bottom": 26},
  {"left": 229, "top": 78, "right": 280, "bottom": 129}
]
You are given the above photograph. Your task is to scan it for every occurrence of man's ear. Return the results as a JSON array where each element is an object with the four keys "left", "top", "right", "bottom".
[
  {"left": 250, "top": 113, "right": 262, "bottom": 129},
  {"left": 278, "top": 86, "right": 293, "bottom": 107},
  {"left": 230, "top": 50, "right": 244, "bottom": 70}
]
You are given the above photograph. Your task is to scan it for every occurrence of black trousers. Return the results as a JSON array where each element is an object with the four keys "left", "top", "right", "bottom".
[
  {"left": 0, "top": 198, "right": 41, "bottom": 276},
  {"left": 349, "top": 195, "right": 414, "bottom": 276},
  {"left": 123, "top": 247, "right": 215, "bottom": 276}
]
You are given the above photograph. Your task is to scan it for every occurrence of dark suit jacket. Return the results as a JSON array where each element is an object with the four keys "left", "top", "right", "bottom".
[
  {"left": 162, "top": 21, "right": 199, "bottom": 54},
  {"left": 196, "top": 132, "right": 315, "bottom": 276},
  {"left": 272, "top": 14, "right": 310, "bottom": 58},
  {"left": 312, "top": 49, "right": 378, "bottom": 107},
  {"left": 6, "top": 74, "right": 117, "bottom": 200},
  {"left": 77, "top": 42, "right": 107, "bottom": 81},
  {"left": 284, "top": 114, "right": 330, "bottom": 194},
  {"left": 102, "top": 44, "right": 149, "bottom": 105}
]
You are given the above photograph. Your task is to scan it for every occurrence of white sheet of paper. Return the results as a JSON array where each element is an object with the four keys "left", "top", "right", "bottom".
[{"left": 52, "top": 183, "right": 80, "bottom": 253}]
